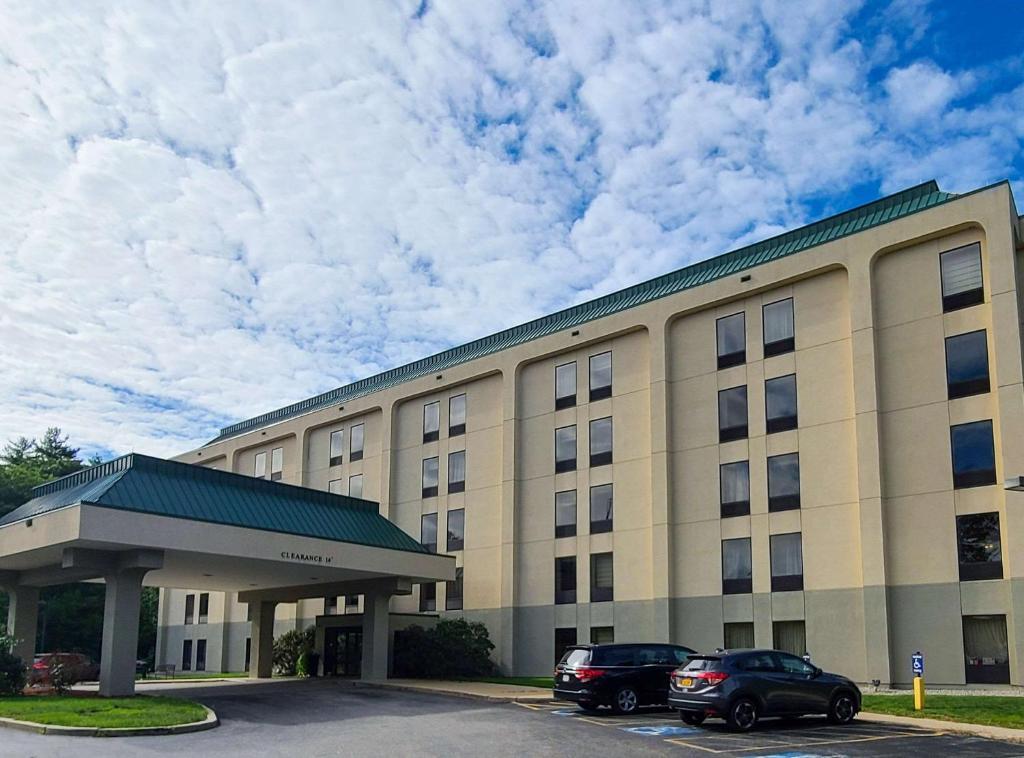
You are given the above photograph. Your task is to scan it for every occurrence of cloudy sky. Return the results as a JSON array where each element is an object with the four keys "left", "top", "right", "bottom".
[{"left": 1, "top": 0, "right": 1022, "bottom": 459}]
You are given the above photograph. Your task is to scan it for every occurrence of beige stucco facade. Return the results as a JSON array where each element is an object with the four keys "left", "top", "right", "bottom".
[{"left": 159, "top": 181, "right": 1024, "bottom": 686}]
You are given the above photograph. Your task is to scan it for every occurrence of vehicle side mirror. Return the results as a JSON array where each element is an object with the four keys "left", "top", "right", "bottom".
[{"left": 812, "top": 666, "right": 822, "bottom": 678}]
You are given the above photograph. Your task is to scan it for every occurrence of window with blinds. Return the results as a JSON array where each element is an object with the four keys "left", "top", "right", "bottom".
[
  {"left": 448, "top": 450, "right": 466, "bottom": 493},
  {"left": 420, "top": 513, "right": 437, "bottom": 553},
  {"left": 446, "top": 508, "right": 465, "bottom": 552},
  {"left": 348, "top": 474, "right": 363, "bottom": 498},
  {"left": 555, "top": 425, "right": 577, "bottom": 472},
  {"left": 718, "top": 386, "right": 748, "bottom": 442},
  {"left": 423, "top": 401, "right": 440, "bottom": 443},
  {"left": 717, "top": 312, "right": 746, "bottom": 369},
  {"left": 555, "top": 490, "right": 577, "bottom": 538},
  {"left": 763, "top": 298, "right": 795, "bottom": 356},
  {"left": 589, "top": 417, "right": 613, "bottom": 467},
  {"left": 328, "top": 479, "right": 342, "bottom": 495},
  {"left": 722, "top": 538, "right": 752, "bottom": 594},
  {"left": 449, "top": 394, "right": 467, "bottom": 436},
  {"left": 940, "top": 242, "right": 984, "bottom": 312},
  {"left": 270, "top": 447, "right": 283, "bottom": 481},
  {"left": 589, "top": 484, "right": 613, "bottom": 534},
  {"left": 446, "top": 567, "right": 464, "bottom": 610},
  {"left": 329, "top": 429, "right": 344, "bottom": 466},
  {"left": 720, "top": 460, "right": 750, "bottom": 517},
  {"left": 555, "top": 362, "right": 577, "bottom": 409},
  {"left": 590, "top": 552, "right": 614, "bottom": 602},
  {"left": 770, "top": 532, "right": 804, "bottom": 591},
  {"left": 768, "top": 453, "right": 801, "bottom": 511},
  {"left": 254, "top": 452, "right": 267, "bottom": 479},
  {"left": 350, "top": 423, "right": 364, "bottom": 461},
  {"left": 422, "top": 457, "right": 439, "bottom": 498}
]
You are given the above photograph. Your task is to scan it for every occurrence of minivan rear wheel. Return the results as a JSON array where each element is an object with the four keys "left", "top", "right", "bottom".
[
  {"left": 726, "top": 697, "right": 759, "bottom": 732},
  {"left": 680, "top": 711, "right": 706, "bottom": 726},
  {"left": 827, "top": 692, "right": 857, "bottom": 724},
  {"left": 612, "top": 686, "right": 639, "bottom": 715}
]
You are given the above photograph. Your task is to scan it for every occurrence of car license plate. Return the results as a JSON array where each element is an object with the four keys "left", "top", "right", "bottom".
[
  {"left": 562, "top": 674, "right": 570, "bottom": 682},
  {"left": 680, "top": 677, "right": 693, "bottom": 687}
]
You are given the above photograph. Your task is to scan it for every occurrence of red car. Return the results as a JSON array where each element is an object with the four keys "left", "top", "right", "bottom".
[{"left": 29, "top": 653, "right": 100, "bottom": 685}]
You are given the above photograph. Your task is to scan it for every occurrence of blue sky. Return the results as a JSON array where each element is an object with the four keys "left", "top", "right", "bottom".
[{"left": 0, "top": 0, "right": 1022, "bottom": 459}]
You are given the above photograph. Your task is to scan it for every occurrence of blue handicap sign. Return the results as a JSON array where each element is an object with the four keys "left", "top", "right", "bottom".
[
  {"left": 622, "top": 725, "right": 699, "bottom": 737},
  {"left": 912, "top": 651, "right": 924, "bottom": 676}
]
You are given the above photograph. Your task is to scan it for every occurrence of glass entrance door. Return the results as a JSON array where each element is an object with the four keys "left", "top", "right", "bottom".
[{"left": 324, "top": 628, "right": 363, "bottom": 677}]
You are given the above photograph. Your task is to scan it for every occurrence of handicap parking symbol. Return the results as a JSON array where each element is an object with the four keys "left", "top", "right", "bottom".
[
  {"left": 551, "top": 709, "right": 585, "bottom": 717},
  {"left": 622, "top": 725, "right": 700, "bottom": 736}
]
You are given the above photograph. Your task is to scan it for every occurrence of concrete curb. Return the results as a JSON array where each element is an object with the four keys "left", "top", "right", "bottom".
[
  {"left": 0, "top": 703, "right": 219, "bottom": 737},
  {"left": 353, "top": 680, "right": 553, "bottom": 704},
  {"left": 861, "top": 711, "right": 1024, "bottom": 743}
]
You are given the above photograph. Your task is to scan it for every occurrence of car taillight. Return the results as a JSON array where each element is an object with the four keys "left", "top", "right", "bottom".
[
  {"left": 695, "top": 671, "right": 729, "bottom": 685},
  {"left": 574, "top": 666, "right": 606, "bottom": 683}
]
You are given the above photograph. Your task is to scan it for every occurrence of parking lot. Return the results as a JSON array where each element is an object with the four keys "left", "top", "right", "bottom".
[{"left": 1, "top": 679, "right": 1021, "bottom": 757}]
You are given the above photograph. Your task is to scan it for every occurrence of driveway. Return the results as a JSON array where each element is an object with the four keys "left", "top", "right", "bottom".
[{"left": 4, "top": 678, "right": 1022, "bottom": 757}]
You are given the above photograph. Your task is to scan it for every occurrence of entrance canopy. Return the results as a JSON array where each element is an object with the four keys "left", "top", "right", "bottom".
[{"left": 0, "top": 454, "right": 455, "bottom": 695}]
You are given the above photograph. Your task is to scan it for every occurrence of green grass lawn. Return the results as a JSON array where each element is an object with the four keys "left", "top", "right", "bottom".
[
  {"left": 861, "top": 694, "right": 1024, "bottom": 730},
  {"left": 469, "top": 676, "right": 554, "bottom": 689},
  {"left": 0, "top": 695, "right": 208, "bottom": 728}
]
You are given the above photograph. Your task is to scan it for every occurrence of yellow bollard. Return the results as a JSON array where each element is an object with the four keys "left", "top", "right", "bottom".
[{"left": 913, "top": 675, "right": 925, "bottom": 710}]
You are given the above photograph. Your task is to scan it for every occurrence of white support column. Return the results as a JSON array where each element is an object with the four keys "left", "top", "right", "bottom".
[
  {"left": 5, "top": 585, "right": 39, "bottom": 666},
  {"left": 99, "top": 569, "right": 147, "bottom": 697},
  {"left": 249, "top": 601, "right": 277, "bottom": 678},
  {"left": 360, "top": 592, "right": 390, "bottom": 681}
]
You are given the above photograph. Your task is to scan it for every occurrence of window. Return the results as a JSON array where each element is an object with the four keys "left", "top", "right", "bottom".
[
  {"left": 446, "top": 567, "right": 463, "bottom": 610},
  {"left": 448, "top": 450, "right": 466, "bottom": 493},
  {"left": 763, "top": 298, "right": 795, "bottom": 356},
  {"left": 777, "top": 652, "right": 815, "bottom": 676},
  {"left": 589, "top": 417, "right": 613, "bottom": 467},
  {"left": 270, "top": 447, "right": 283, "bottom": 481},
  {"left": 555, "top": 362, "right": 577, "bottom": 410},
  {"left": 447, "top": 509, "right": 465, "bottom": 552},
  {"left": 945, "top": 330, "right": 990, "bottom": 399},
  {"left": 420, "top": 513, "right": 438, "bottom": 553},
  {"left": 555, "top": 425, "right": 577, "bottom": 473},
  {"left": 589, "top": 352, "right": 612, "bottom": 401},
  {"left": 950, "top": 420, "right": 996, "bottom": 488},
  {"left": 555, "top": 556, "right": 577, "bottom": 604},
  {"left": 345, "top": 594, "right": 358, "bottom": 612},
  {"left": 349, "top": 474, "right": 363, "bottom": 498},
  {"left": 350, "top": 423, "right": 364, "bottom": 461},
  {"left": 449, "top": 394, "right": 467, "bottom": 436},
  {"left": 328, "top": 479, "right": 342, "bottom": 495},
  {"left": 768, "top": 453, "right": 801, "bottom": 511},
  {"left": 717, "top": 312, "right": 746, "bottom": 369},
  {"left": 765, "top": 374, "right": 798, "bottom": 433},
  {"left": 422, "top": 456, "right": 439, "bottom": 497},
  {"left": 963, "top": 614, "right": 1010, "bottom": 684},
  {"left": 555, "top": 628, "right": 577, "bottom": 663},
  {"left": 738, "top": 651, "right": 776, "bottom": 672},
  {"left": 589, "top": 484, "right": 613, "bottom": 534},
  {"left": 724, "top": 622, "right": 755, "bottom": 649},
  {"left": 420, "top": 583, "right": 436, "bottom": 612},
  {"left": 722, "top": 538, "right": 752, "bottom": 594},
  {"left": 198, "top": 593, "right": 209, "bottom": 624},
  {"left": 195, "top": 639, "right": 207, "bottom": 672},
  {"left": 720, "top": 461, "right": 750, "bottom": 518},
  {"left": 555, "top": 490, "right": 577, "bottom": 538},
  {"left": 773, "top": 620, "right": 806, "bottom": 657},
  {"left": 590, "top": 626, "right": 614, "bottom": 645},
  {"left": 941, "top": 242, "right": 984, "bottom": 312},
  {"left": 718, "top": 386, "right": 748, "bottom": 442},
  {"left": 329, "top": 430, "right": 344, "bottom": 466},
  {"left": 254, "top": 452, "right": 267, "bottom": 479},
  {"left": 957, "top": 513, "right": 1003, "bottom": 581},
  {"left": 184, "top": 594, "right": 195, "bottom": 625},
  {"left": 244, "top": 638, "right": 251, "bottom": 672},
  {"left": 590, "top": 552, "right": 614, "bottom": 603},
  {"left": 770, "top": 532, "right": 803, "bottom": 592},
  {"left": 325, "top": 596, "right": 338, "bottom": 615},
  {"left": 181, "top": 640, "right": 193, "bottom": 672},
  {"left": 423, "top": 401, "right": 440, "bottom": 443}
]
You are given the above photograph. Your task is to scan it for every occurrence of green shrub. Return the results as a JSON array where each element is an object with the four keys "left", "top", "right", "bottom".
[
  {"left": 273, "top": 627, "right": 315, "bottom": 676},
  {"left": 0, "top": 635, "right": 26, "bottom": 695},
  {"left": 392, "top": 618, "right": 495, "bottom": 679}
]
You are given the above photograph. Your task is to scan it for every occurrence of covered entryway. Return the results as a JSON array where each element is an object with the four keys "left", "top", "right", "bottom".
[{"left": 0, "top": 454, "right": 454, "bottom": 696}]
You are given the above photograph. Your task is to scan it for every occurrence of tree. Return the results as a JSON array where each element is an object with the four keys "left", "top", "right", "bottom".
[{"left": 0, "top": 428, "right": 84, "bottom": 518}]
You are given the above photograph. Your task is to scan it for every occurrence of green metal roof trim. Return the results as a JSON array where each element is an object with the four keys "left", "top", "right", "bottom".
[
  {"left": 0, "top": 454, "right": 430, "bottom": 555},
  {"left": 211, "top": 180, "right": 959, "bottom": 444}
]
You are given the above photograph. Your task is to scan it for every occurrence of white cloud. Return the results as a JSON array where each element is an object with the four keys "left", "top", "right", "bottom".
[{"left": 0, "top": 0, "right": 1021, "bottom": 459}]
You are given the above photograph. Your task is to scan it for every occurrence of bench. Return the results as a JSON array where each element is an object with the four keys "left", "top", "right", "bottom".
[{"left": 154, "top": 663, "right": 176, "bottom": 679}]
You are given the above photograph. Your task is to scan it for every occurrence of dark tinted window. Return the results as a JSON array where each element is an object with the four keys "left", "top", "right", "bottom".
[
  {"left": 768, "top": 453, "right": 800, "bottom": 511},
  {"left": 555, "top": 425, "right": 577, "bottom": 472},
  {"left": 763, "top": 298, "right": 795, "bottom": 356},
  {"left": 589, "top": 352, "right": 612, "bottom": 401},
  {"left": 682, "top": 656, "right": 721, "bottom": 672},
  {"left": 718, "top": 386, "right": 748, "bottom": 442},
  {"left": 555, "top": 362, "right": 577, "bottom": 409},
  {"left": 950, "top": 420, "right": 996, "bottom": 488},
  {"left": 770, "top": 532, "right": 803, "bottom": 592},
  {"left": 717, "top": 313, "right": 746, "bottom": 369},
  {"left": 720, "top": 461, "right": 750, "bottom": 518},
  {"left": 945, "top": 331, "right": 990, "bottom": 399},
  {"left": 555, "top": 556, "right": 577, "bottom": 605},
  {"left": 637, "top": 646, "right": 674, "bottom": 665},
  {"left": 590, "top": 484, "right": 613, "bottom": 534},
  {"left": 957, "top": 512, "right": 1002, "bottom": 581},
  {"left": 738, "top": 652, "right": 776, "bottom": 672},
  {"left": 940, "top": 242, "right": 983, "bottom": 312},
  {"left": 722, "top": 538, "right": 752, "bottom": 594},
  {"left": 589, "top": 417, "right": 613, "bottom": 467},
  {"left": 593, "top": 646, "right": 635, "bottom": 666},
  {"left": 670, "top": 647, "right": 692, "bottom": 665},
  {"left": 765, "top": 374, "right": 798, "bottom": 433},
  {"left": 555, "top": 490, "right": 577, "bottom": 538},
  {"left": 777, "top": 653, "right": 815, "bottom": 675}
]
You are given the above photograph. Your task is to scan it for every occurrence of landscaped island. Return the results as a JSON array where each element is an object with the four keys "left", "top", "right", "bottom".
[{"left": 0, "top": 695, "right": 208, "bottom": 729}]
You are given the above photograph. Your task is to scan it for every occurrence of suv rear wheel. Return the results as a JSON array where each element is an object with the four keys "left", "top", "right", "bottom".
[
  {"left": 613, "top": 686, "right": 639, "bottom": 715},
  {"left": 827, "top": 692, "right": 857, "bottom": 724},
  {"left": 726, "top": 697, "right": 759, "bottom": 731}
]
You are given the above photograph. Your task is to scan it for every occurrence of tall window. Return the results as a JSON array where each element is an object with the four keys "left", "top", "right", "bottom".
[
  {"left": 555, "top": 490, "right": 577, "bottom": 538},
  {"left": 449, "top": 394, "right": 467, "bottom": 436},
  {"left": 325, "top": 596, "right": 338, "bottom": 615},
  {"left": 720, "top": 461, "right": 750, "bottom": 518},
  {"left": 940, "top": 242, "right": 983, "bottom": 312},
  {"left": 950, "top": 420, "right": 996, "bottom": 488},
  {"left": 198, "top": 593, "right": 209, "bottom": 624},
  {"left": 765, "top": 374, "right": 798, "bottom": 433},
  {"left": 329, "top": 430, "right": 344, "bottom": 466},
  {"left": 956, "top": 513, "right": 1003, "bottom": 581},
  {"left": 448, "top": 450, "right": 466, "bottom": 493},
  {"left": 184, "top": 594, "right": 195, "bottom": 625},
  {"left": 181, "top": 639, "right": 193, "bottom": 671},
  {"left": 589, "top": 484, "right": 613, "bottom": 534},
  {"left": 422, "top": 457, "right": 439, "bottom": 498},
  {"left": 447, "top": 509, "right": 465, "bottom": 551},
  {"left": 724, "top": 622, "right": 755, "bottom": 649},
  {"left": 773, "top": 621, "right": 806, "bottom": 657},
  {"left": 555, "top": 362, "right": 577, "bottom": 410},
  {"left": 768, "top": 453, "right": 801, "bottom": 511},
  {"left": 423, "top": 401, "right": 440, "bottom": 443},
  {"left": 555, "top": 556, "right": 577, "bottom": 604},
  {"left": 555, "top": 628, "right": 577, "bottom": 663},
  {"left": 195, "top": 639, "right": 207, "bottom": 672},
  {"left": 718, "top": 386, "right": 748, "bottom": 442},
  {"left": 590, "top": 552, "right": 614, "bottom": 602},
  {"left": 963, "top": 614, "right": 1010, "bottom": 684},
  {"left": 763, "top": 298, "right": 795, "bottom": 357},
  {"left": 350, "top": 423, "right": 364, "bottom": 461},
  {"left": 945, "top": 330, "right": 990, "bottom": 399},
  {"left": 419, "top": 583, "right": 436, "bottom": 612},
  {"left": 420, "top": 513, "right": 437, "bottom": 553},
  {"left": 722, "top": 538, "right": 752, "bottom": 594},
  {"left": 770, "top": 532, "right": 804, "bottom": 591},
  {"left": 349, "top": 474, "right": 363, "bottom": 498},
  {"left": 254, "top": 452, "right": 267, "bottom": 479},
  {"left": 345, "top": 595, "right": 358, "bottom": 612},
  {"left": 591, "top": 626, "right": 614, "bottom": 644},
  {"left": 589, "top": 417, "right": 613, "bottom": 467},
  {"left": 555, "top": 425, "right": 577, "bottom": 473},
  {"left": 589, "top": 352, "right": 612, "bottom": 401},
  {"left": 446, "top": 567, "right": 464, "bottom": 610},
  {"left": 717, "top": 312, "right": 746, "bottom": 369},
  {"left": 270, "top": 447, "right": 283, "bottom": 481},
  {"left": 328, "top": 479, "right": 343, "bottom": 495}
]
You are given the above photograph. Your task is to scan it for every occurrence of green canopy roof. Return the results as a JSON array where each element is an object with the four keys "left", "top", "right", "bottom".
[{"left": 0, "top": 454, "right": 428, "bottom": 555}]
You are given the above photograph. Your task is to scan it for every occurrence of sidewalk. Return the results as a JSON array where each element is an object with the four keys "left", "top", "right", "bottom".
[{"left": 354, "top": 678, "right": 553, "bottom": 703}]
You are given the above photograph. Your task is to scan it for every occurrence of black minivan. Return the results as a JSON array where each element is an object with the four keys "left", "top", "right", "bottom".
[{"left": 554, "top": 643, "right": 695, "bottom": 714}]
